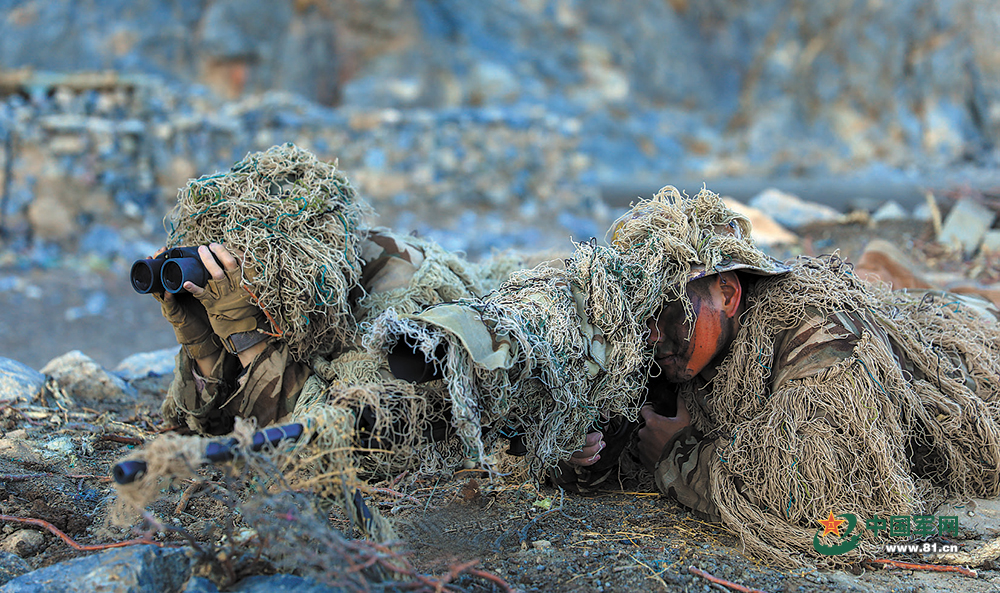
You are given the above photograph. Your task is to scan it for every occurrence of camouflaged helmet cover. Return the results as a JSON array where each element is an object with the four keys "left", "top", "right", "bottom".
[{"left": 608, "top": 185, "right": 790, "bottom": 322}]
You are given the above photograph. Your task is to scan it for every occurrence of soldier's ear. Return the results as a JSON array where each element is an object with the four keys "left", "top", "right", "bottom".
[{"left": 718, "top": 272, "right": 741, "bottom": 318}]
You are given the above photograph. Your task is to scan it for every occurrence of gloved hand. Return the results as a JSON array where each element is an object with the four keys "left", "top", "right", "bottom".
[
  {"left": 190, "top": 246, "right": 270, "bottom": 354},
  {"left": 154, "top": 290, "right": 221, "bottom": 360}
]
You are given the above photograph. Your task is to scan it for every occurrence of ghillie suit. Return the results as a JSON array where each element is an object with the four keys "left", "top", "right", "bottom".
[
  {"left": 604, "top": 186, "right": 1000, "bottom": 566},
  {"left": 362, "top": 186, "right": 790, "bottom": 479},
  {"left": 164, "top": 142, "right": 371, "bottom": 362},
  {"left": 368, "top": 185, "right": 1000, "bottom": 567},
  {"left": 156, "top": 143, "right": 534, "bottom": 436},
  {"left": 121, "top": 144, "right": 555, "bottom": 543}
]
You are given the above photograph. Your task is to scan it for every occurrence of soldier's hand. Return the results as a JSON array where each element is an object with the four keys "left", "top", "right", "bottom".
[
  {"left": 566, "top": 431, "right": 605, "bottom": 467},
  {"left": 150, "top": 247, "right": 220, "bottom": 360},
  {"left": 188, "top": 243, "right": 270, "bottom": 355},
  {"left": 181, "top": 243, "right": 241, "bottom": 296},
  {"left": 637, "top": 399, "right": 691, "bottom": 473}
]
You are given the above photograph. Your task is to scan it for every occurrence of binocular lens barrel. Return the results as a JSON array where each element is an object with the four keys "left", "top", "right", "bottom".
[
  {"left": 130, "top": 258, "right": 166, "bottom": 294},
  {"left": 161, "top": 257, "right": 209, "bottom": 293},
  {"left": 130, "top": 246, "right": 214, "bottom": 294}
]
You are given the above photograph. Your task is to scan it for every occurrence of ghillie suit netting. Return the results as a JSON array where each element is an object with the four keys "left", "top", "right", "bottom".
[
  {"left": 117, "top": 144, "right": 559, "bottom": 583},
  {"left": 363, "top": 239, "right": 657, "bottom": 478},
  {"left": 361, "top": 185, "right": 789, "bottom": 480},
  {"left": 124, "top": 173, "right": 1000, "bottom": 572},
  {"left": 165, "top": 143, "right": 371, "bottom": 361},
  {"left": 607, "top": 186, "right": 1000, "bottom": 566}
]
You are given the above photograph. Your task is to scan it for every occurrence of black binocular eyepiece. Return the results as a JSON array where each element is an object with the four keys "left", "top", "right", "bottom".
[{"left": 130, "top": 247, "right": 217, "bottom": 294}]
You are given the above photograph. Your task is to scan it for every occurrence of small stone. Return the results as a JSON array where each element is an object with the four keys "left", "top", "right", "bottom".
[
  {"left": 2, "top": 531, "right": 44, "bottom": 557},
  {"left": 871, "top": 200, "right": 909, "bottom": 222},
  {"left": 748, "top": 188, "right": 842, "bottom": 230},
  {"left": 531, "top": 540, "right": 551, "bottom": 549},
  {"left": 939, "top": 198, "right": 997, "bottom": 256},
  {"left": 42, "top": 437, "right": 75, "bottom": 460}
]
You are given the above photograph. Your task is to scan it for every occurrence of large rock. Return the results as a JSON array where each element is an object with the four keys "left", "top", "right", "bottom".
[
  {"left": 40, "top": 351, "right": 135, "bottom": 404},
  {"left": 938, "top": 197, "right": 997, "bottom": 256},
  {"left": 0, "top": 358, "right": 44, "bottom": 402},
  {"left": 0, "top": 545, "right": 191, "bottom": 593},
  {"left": 114, "top": 347, "right": 179, "bottom": 382},
  {"left": 0, "top": 553, "right": 30, "bottom": 587},
  {"left": 748, "top": 188, "right": 843, "bottom": 230}
]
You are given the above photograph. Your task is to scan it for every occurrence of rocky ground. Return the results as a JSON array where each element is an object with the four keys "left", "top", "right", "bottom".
[{"left": 1, "top": 193, "right": 999, "bottom": 592}]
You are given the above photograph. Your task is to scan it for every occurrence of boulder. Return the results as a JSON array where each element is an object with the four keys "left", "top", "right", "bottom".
[
  {"left": 0, "top": 553, "right": 30, "bottom": 587},
  {"left": 0, "top": 545, "right": 191, "bottom": 593},
  {"left": 938, "top": 197, "right": 997, "bottom": 256},
  {"left": 748, "top": 188, "right": 843, "bottom": 230},
  {"left": 0, "top": 359, "right": 44, "bottom": 402},
  {"left": 40, "top": 351, "right": 135, "bottom": 404}
]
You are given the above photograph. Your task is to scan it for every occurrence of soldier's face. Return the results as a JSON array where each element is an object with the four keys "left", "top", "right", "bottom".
[{"left": 646, "top": 275, "right": 738, "bottom": 382}]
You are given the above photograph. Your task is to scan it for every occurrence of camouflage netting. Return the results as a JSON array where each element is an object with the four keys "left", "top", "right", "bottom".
[
  {"left": 165, "top": 143, "right": 372, "bottom": 361},
  {"left": 122, "top": 176, "right": 1000, "bottom": 570},
  {"left": 605, "top": 187, "right": 1000, "bottom": 566},
  {"left": 363, "top": 240, "right": 655, "bottom": 478}
]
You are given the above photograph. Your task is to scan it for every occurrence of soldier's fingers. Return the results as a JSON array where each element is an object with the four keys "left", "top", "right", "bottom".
[
  {"left": 571, "top": 440, "right": 605, "bottom": 459},
  {"left": 199, "top": 245, "right": 225, "bottom": 280},
  {"left": 640, "top": 404, "right": 666, "bottom": 424},
  {"left": 584, "top": 431, "right": 603, "bottom": 446},
  {"left": 209, "top": 242, "right": 240, "bottom": 271},
  {"left": 184, "top": 280, "right": 205, "bottom": 297},
  {"left": 152, "top": 247, "right": 167, "bottom": 258}
]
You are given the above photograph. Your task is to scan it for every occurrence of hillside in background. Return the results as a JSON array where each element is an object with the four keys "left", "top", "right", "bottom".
[{"left": 1, "top": 0, "right": 999, "bottom": 263}]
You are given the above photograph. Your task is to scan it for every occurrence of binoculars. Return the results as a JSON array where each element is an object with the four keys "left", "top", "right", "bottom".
[{"left": 130, "top": 246, "right": 218, "bottom": 294}]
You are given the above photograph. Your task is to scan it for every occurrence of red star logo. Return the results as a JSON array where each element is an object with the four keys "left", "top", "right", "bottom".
[{"left": 818, "top": 511, "right": 846, "bottom": 537}]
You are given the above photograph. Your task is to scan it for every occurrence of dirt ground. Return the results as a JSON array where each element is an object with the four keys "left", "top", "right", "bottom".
[{"left": 1, "top": 214, "right": 1000, "bottom": 592}]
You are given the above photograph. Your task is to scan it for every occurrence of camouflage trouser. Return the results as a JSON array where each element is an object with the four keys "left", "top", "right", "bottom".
[{"left": 161, "top": 341, "right": 310, "bottom": 435}]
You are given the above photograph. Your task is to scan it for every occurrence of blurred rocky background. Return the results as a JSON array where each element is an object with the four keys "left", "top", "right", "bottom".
[{"left": 2, "top": 0, "right": 1000, "bottom": 369}]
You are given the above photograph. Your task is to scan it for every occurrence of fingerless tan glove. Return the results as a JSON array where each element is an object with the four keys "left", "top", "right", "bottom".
[
  {"left": 195, "top": 267, "right": 270, "bottom": 354},
  {"left": 155, "top": 292, "right": 222, "bottom": 360}
]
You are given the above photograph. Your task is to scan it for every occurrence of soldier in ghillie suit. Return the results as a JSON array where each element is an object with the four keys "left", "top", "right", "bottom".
[
  {"left": 370, "top": 186, "right": 1000, "bottom": 565},
  {"left": 124, "top": 145, "right": 1000, "bottom": 565},
  {"left": 564, "top": 187, "right": 1000, "bottom": 564}
]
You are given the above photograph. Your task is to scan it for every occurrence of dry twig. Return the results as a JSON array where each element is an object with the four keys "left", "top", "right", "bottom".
[
  {"left": 867, "top": 558, "right": 977, "bottom": 578},
  {"left": 688, "top": 565, "right": 768, "bottom": 593},
  {"left": 0, "top": 514, "right": 164, "bottom": 552}
]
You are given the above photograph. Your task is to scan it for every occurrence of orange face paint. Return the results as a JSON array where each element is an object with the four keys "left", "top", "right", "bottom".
[{"left": 647, "top": 274, "right": 739, "bottom": 383}]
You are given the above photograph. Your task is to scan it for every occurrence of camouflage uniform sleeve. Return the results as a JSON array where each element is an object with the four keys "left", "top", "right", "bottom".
[
  {"left": 653, "top": 427, "right": 721, "bottom": 521},
  {"left": 161, "top": 341, "right": 310, "bottom": 435}
]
